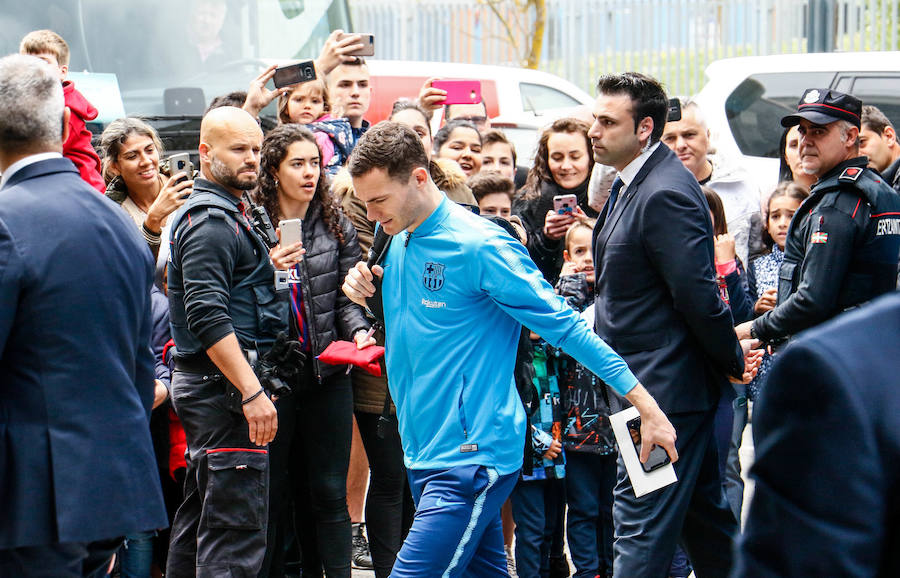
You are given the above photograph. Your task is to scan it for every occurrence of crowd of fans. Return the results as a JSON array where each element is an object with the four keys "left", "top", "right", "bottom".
[{"left": 3, "top": 25, "right": 899, "bottom": 578}]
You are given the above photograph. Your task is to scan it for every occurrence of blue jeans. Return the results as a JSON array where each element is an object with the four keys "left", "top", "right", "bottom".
[
  {"left": 565, "top": 452, "right": 616, "bottom": 578},
  {"left": 118, "top": 531, "right": 155, "bottom": 578},
  {"left": 724, "top": 385, "right": 749, "bottom": 522},
  {"left": 392, "top": 465, "right": 519, "bottom": 577},
  {"left": 509, "top": 478, "right": 564, "bottom": 578}
]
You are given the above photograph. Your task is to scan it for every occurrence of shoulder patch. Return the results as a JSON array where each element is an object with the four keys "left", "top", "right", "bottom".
[{"left": 839, "top": 167, "right": 864, "bottom": 182}]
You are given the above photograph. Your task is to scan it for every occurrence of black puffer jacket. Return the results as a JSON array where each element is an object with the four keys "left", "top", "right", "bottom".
[{"left": 293, "top": 199, "right": 370, "bottom": 381}]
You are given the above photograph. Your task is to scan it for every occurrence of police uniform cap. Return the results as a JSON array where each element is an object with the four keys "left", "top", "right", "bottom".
[{"left": 781, "top": 88, "right": 862, "bottom": 128}]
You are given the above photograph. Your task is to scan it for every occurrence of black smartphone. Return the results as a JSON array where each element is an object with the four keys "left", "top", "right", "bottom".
[
  {"left": 273, "top": 60, "right": 317, "bottom": 88},
  {"left": 627, "top": 416, "right": 671, "bottom": 473},
  {"left": 666, "top": 97, "right": 682, "bottom": 122}
]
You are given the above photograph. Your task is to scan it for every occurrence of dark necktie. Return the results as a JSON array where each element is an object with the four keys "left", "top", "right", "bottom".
[{"left": 607, "top": 176, "right": 624, "bottom": 214}]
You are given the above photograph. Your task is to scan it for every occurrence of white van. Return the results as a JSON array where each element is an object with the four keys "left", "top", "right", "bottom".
[{"left": 693, "top": 51, "right": 900, "bottom": 192}]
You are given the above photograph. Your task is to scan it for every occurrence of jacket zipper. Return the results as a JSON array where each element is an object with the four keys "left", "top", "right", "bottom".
[
  {"left": 397, "top": 232, "right": 415, "bottom": 449},
  {"left": 458, "top": 374, "right": 468, "bottom": 439},
  {"left": 298, "top": 233, "right": 322, "bottom": 383}
]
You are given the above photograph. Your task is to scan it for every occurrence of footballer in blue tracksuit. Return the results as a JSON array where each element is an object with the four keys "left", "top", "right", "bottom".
[{"left": 343, "top": 122, "right": 676, "bottom": 578}]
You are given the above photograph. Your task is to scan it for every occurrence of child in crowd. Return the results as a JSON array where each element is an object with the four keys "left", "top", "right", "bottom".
[
  {"left": 19, "top": 29, "right": 105, "bottom": 193},
  {"left": 277, "top": 77, "right": 353, "bottom": 176},
  {"left": 747, "top": 181, "right": 810, "bottom": 399},
  {"left": 705, "top": 186, "right": 753, "bottom": 325},
  {"left": 469, "top": 171, "right": 513, "bottom": 218},
  {"left": 470, "top": 171, "right": 529, "bottom": 244},
  {"left": 481, "top": 129, "right": 517, "bottom": 181},
  {"left": 509, "top": 331, "right": 567, "bottom": 578},
  {"left": 554, "top": 220, "right": 618, "bottom": 578}
]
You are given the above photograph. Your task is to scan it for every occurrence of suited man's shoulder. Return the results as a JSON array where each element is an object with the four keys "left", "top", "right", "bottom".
[
  {"left": 757, "top": 292, "right": 900, "bottom": 441},
  {"left": 738, "top": 292, "right": 900, "bottom": 577},
  {"left": 2, "top": 158, "right": 140, "bottom": 232},
  {"left": 629, "top": 146, "right": 701, "bottom": 198},
  {"left": 773, "top": 292, "right": 900, "bottom": 388}
]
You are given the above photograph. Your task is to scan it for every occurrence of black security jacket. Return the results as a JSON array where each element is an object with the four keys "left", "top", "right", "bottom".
[
  {"left": 168, "top": 179, "right": 286, "bottom": 357},
  {"left": 753, "top": 157, "right": 900, "bottom": 343},
  {"left": 292, "top": 199, "right": 370, "bottom": 380}
]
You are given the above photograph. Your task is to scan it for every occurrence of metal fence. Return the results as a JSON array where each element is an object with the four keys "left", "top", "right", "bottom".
[{"left": 351, "top": 0, "right": 900, "bottom": 96}]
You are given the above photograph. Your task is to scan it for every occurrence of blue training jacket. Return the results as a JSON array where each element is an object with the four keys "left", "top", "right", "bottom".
[{"left": 380, "top": 197, "right": 638, "bottom": 476}]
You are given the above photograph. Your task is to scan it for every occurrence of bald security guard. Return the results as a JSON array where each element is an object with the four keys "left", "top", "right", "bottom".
[{"left": 166, "top": 107, "right": 299, "bottom": 577}]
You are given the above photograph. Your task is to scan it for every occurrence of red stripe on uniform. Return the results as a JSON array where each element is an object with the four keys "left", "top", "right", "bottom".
[
  {"left": 852, "top": 198, "right": 861, "bottom": 218},
  {"left": 798, "top": 102, "right": 860, "bottom": 119},
  {"left": 207, "top": 448, "right": 268, "bottom": 454},
  {"left": 871, "top": 212, "right": 900, "bottom": 217}
]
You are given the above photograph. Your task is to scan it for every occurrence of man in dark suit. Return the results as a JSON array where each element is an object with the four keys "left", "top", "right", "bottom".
[
  {"left": 0, "top": 54, "right": 167, "bottom": 577},
  {"left": 735, "top": 291, "right": 900, "bottom": 577},
  {"left": 588, "top": 72, "right": 757, "bottom": 577}
]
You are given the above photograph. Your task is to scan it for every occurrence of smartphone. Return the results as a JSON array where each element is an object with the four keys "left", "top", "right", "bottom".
[
  {"left": 340, "top": 32, "right": 375, "bottom": 57},
  {"left": 433, "top": 80, "right": 482, "bottom": 105},
  {"left": 273, "top": 60, "right": 317, "bottom": 88},
  {"left": 167, "top": 153, "right": 193, "bottom": 180},
  {"left": 279, "top": 219, "right": 303, "bottom": 247},
  {"left": 667, "top": 97, "right": 682, "bottom": 122},
  {"left": 553, "top": 194, "right": 577, "bottom": 215},
  {"left": 626, "top": 417, "right": 671, "bottom": 473}
]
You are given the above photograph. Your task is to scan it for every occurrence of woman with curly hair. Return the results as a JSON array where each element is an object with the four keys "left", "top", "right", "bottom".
[
  {"left": 513, "top": 117, "right": 597, "bottom": 283},
  {"left": 256, "top": 123, "right": 372, "bottom": 577}
]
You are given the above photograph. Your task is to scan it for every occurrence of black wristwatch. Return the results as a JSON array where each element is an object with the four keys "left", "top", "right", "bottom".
[{"left": 749, "top": 323, "right": 758, "bottom": 340}]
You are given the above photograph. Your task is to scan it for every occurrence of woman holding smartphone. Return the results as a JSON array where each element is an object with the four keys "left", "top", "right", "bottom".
[
  {"left": 100, "top": 117, "right": 193, "bottom": 259},
  {"left": 257, "top": 123, "right": 373, "bottom": 577},
  {"left": 513, "top": 118, "right": 597, "bottom": 284}
]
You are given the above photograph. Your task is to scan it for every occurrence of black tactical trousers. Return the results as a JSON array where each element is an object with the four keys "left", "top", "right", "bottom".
[{"left": 167, "top": 370, "right": 269, "bottom": 578}]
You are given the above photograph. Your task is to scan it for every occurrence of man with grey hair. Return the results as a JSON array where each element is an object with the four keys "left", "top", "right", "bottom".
[
  {"left": 735, "top": 88, "right": 900, "bottom": 344},
  {"left": 661, "top": 99, "right": 762, "bottom": 263},
  {"left": 0, "top": 54, "right": 167, "bottom": 576}
]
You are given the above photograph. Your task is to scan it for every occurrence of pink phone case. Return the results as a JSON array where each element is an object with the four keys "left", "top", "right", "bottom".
[
  {"left": 553, "top": 194, "right": 577, "bottom": 214},
  {"left": 433, "top": 80, "right": 482, "bottom": 105}
]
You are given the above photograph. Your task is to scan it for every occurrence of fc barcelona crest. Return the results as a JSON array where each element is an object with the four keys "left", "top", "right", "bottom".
[{"left": 423, "top": 262, "right": 445, "bottom": 291}]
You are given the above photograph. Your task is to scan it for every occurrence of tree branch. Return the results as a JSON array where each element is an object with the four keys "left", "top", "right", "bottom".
[{"left": 478, "top": 0, "right": 521, "bottom": 52}]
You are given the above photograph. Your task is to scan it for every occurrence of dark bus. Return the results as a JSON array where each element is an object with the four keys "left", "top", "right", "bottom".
[{"left": 1, "top": 0, "right": 352, "bottom": 150}]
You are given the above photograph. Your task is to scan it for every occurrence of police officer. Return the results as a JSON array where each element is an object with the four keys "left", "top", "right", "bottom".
[
  {"left": 165, "top": 107, "right": 301, "bottom": 577},
  {"left": 736, "top": 89, "right": 900, "bottom": 344}
]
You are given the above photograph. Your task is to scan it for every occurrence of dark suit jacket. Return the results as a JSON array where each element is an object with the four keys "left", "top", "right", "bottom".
[
  {"left": 735, "top": 291, "right": 900, "bottom": 577},
  {"left": 592, "top": 145, "right": 743, "bottom": 414},
  {"left": 0, "top": 157, "right": 167, "bottom": 548}
]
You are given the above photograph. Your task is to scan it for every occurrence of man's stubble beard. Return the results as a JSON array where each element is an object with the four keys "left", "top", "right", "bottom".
[{"left": 209, "top": 155, "right": 258, "bottom": 191}]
